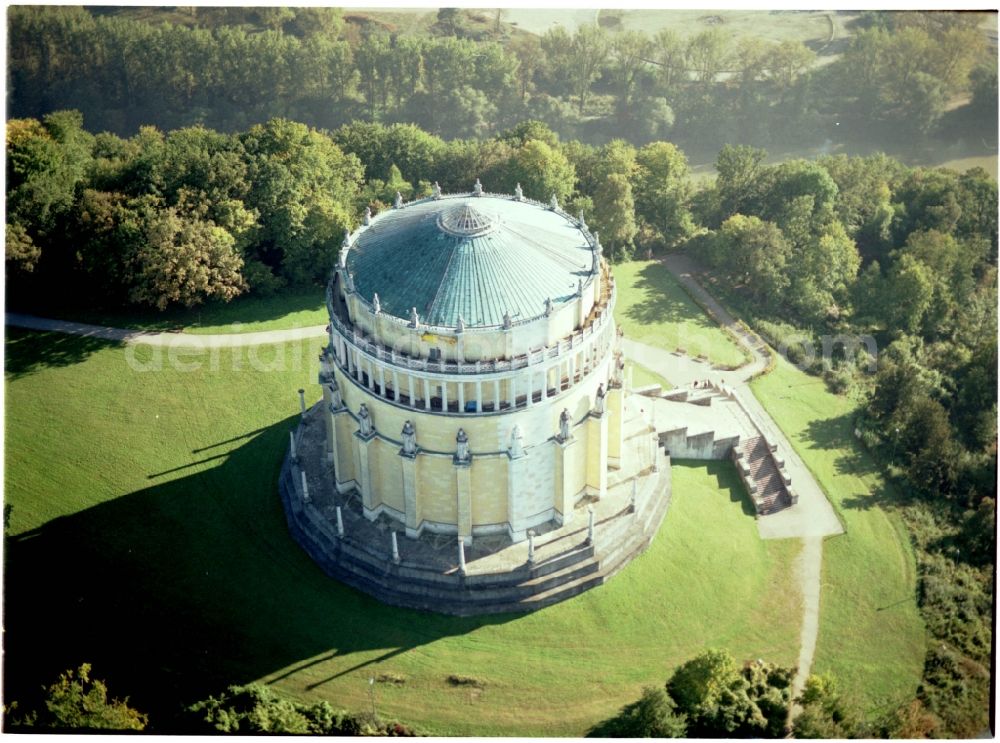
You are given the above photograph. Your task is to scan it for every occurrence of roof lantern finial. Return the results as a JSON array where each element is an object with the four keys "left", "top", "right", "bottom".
[
  {"left": 394, "top": 191, "right": 404, "bottom": 209},
  {"left": 578, "top": 210, "right": 587, "bottom": 229},
  {"left": 363, "top": 206, "right": 372, "bottom": 226},
  {"left": 372, "top": 292, "right": 381, "bottom": 314},
  {"left": 410, "top": 307, "right": 420, "bottom": 328},
  {"left": 432, "top": 181, "right": 442, "bottom": 199},
  {"left": 514, "top": 183, "right": 524, "bottom": 201},
  {"left": 473, "top": 178, "right": 483, "bottom": 196},
  {"left": 550, "top": 193, "right": 559, "bottom": 211}
]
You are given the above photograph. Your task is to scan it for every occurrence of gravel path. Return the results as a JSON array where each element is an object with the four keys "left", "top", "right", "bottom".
[
  {"left": 791, "top": 537, "right": 824, "bottom": 709},
  {"left": 5, "top": 313, "right": 328, "bottom": 347},
  {"left": 651, "top": 254, "right": 837, "bottom": 716}
]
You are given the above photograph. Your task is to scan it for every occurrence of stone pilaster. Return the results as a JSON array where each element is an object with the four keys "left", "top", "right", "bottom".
[
  {"left": 401, "top": 452, "right": 420, "bottom": 538},
  {"left": 355, "top": 413, "right": 378, "bottom": 520},
  {"left": 455, "top": 462, "right": 473, "bottom": 546},
  {"left": 586, "top": 408, "right": 609, "bottom": 500},
  {"left": 506, "top": 426, "right": 535, "bottom": 542},
  {"left": 554, "top": 436, "right": 579, "bottom": 525},
  {"left": 606, "top": 384, "right": 625, "bottom": 469}
]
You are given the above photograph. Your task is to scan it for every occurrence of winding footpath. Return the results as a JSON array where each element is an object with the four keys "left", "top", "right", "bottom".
[
  {"left": 648, "top": 253, "right": 834, "bottom": 712},
  {"left": 7, "top": 260, "right": 829, "bottom": 715}
]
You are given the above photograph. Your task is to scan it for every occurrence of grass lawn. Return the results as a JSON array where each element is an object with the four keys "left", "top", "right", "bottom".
[
  {"left": 4, "top": 329, "right": 800, "bottom": 735},
  {"left": 626, "top": 359, "right": 673, "bottom": 391},
  {"left": 614, "top": 9, "right": 837, "bottom": 46},
  {"left": 20, "top": 287, "right": 328, "bottom": 336},
  {"left": 750, "top": 357, "right": 926, "bottom": 714},
  {"left": 612, "top": 260, "right": 747, "bottom": 368},
  {"left": 611, "top": 255, "right": 925, "bottom": 714}
]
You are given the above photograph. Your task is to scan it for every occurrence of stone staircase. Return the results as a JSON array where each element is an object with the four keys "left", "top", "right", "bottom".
[
  {"left": 732, "top": 435, "right": 795, "bottom": 516},
  {"left": 279, "top": 444, "right": 673, "bottom": 617}
]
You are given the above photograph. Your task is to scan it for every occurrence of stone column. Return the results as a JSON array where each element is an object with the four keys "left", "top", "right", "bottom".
[
  {"left": 408, "top": 375, "right": 416, "bottom": 408},
  {"left": 508, "top": 376, "right": 517, "bottom": 409},
  {"left": 423, "top": 378, "right": 431, "bottom": 411},
  {"left": 441, "top": 381, "right": 449, "bottom": 412},
  {"left": 458, "top": 380, "right": 465, "bottom": 413},
  {"left": 475, "top": 381, "right": 482, "bottom": 413},
  {"left": 493, "top": 380, "right": 500, "bottom": 411}
]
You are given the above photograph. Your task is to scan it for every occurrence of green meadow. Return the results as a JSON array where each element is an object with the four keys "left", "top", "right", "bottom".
[{"left": 4, "top": 329, "right": 797, "bottom": 734}]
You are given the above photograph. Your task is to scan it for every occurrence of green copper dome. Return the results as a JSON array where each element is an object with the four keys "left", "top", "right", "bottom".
[{"left": 345, "top": 194, "right": 595, "bottom": 328}]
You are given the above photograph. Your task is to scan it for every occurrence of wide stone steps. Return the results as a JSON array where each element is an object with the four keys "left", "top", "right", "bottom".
[
  {"left": 734, "top": 435, "right": 792, "bottom": 516},
  {"left": 281, "top": 446, "right": 672, "bottom": 616}
]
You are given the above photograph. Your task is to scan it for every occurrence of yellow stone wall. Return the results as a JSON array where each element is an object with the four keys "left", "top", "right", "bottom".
[
  {"left": 327, "top": 333, "right": 617, "bottom": 537},
  {"left": 333, "top": 413, "right": 357, "bottom": 485},
  {"left": 471, "top": 456, "right": 509, "bottom": 526},
  {"left": 417, "top": 454, "right": 460, "bottom": 525},
  {"left": 371, "top": 438, "right": 404, "bottom": 515}
]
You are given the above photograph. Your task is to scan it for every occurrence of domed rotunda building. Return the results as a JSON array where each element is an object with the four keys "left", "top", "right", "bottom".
[{"left": 318, "top": 181, "right": 628, "bottom": 544}]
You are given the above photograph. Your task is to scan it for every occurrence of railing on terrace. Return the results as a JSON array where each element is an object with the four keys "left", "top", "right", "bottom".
[
  {"left": 326, "top": 284, "right": 617, "bottom": 377},
  {"left": 326, "top": 269, "right": 614, "bottom": 336}
]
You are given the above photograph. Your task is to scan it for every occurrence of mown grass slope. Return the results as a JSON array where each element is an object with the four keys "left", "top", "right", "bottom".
[{"left": 4, "top": 329, "right": 797, "bottom": 735}]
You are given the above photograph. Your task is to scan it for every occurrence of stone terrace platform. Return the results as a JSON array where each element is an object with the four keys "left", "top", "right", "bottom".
[{"left": 279, "top": 400, "right": 671, "bottom": 616}]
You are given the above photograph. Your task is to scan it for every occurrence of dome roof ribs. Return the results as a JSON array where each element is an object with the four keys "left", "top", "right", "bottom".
[{"left": 344, "top": 192, "right": 595, "bottom": 329}]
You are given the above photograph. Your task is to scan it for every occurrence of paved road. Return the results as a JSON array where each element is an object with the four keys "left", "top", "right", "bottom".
[{"left": 5, "top": 313, "right": 328, "bottom": 347}]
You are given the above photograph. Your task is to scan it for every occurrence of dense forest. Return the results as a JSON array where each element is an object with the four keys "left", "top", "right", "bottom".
[
  {"left": 5, "top": 5, "right": 997, "bottom": 738},
  {"left": 7, "top": 7, "right": 997, "bottom": 158}
]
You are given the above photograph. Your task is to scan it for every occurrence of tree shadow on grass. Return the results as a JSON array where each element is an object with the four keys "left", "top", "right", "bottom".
[
  {"left": 4, "top": 328, "right": 122, "bottom": 381},
  {"left": 672, "top": 458, "right": 756, "bottom": 518},
  {"left": 798, "top": 413, "right": 905, "bottom": 512},
  {"left": 11, "top": 285, "right": 326, "bottom": 335},
  {"left": 800, "top": 412, "right": 883, "bottom": 479},
  {"left": 624, "top": 263, "right": 717, "bottom": 332},
  {"left": 2, "top": 415, "right": 515, "bottom": 732}
]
